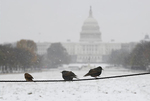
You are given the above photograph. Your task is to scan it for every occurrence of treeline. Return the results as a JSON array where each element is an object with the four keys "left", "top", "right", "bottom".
[
  {"left": 0, "top": 39, "right": 42, "bottom": 73},
  {"left": 107, "top": 41, "right": 150, "bottom": 70},
  {"left": 0, "top": 40, "right": 71, "bottom": 73},
  {"left": 42, "top": 42, "right": 71, "bottom": 68}
]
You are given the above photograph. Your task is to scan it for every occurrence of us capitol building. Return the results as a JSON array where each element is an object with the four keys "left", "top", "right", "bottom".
[{"left": 36, "top": 7, "right": 136, "bottom": 63}]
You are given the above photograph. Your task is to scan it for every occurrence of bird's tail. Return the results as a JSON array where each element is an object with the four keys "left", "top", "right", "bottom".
[
  {"left": 75, "top": 75, "right": 79, "bottom": 79},
  {"left": 76, "top": 77, "right": 79, "bottom": 80},
  {"left": 84, "top": 73, "right": 89, "bottom": 77}
]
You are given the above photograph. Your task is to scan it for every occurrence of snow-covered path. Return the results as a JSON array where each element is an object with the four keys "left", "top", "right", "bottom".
[{"left": 0, "top": 67, "right": 150, "bottom": 101}]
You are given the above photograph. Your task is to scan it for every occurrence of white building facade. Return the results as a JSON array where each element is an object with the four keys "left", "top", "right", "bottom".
[{"left": 36, "top": 7, "right": 122, "bottom": 63}]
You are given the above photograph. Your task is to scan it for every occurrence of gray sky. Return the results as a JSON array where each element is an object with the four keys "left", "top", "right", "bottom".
[{"left": 1, "top": 0, "right": 150, "bottom": 44}]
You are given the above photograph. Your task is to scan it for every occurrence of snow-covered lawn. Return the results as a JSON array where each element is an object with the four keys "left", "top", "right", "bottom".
[{"left": 0, "top": 66, "right": 150, "bottom": 101}]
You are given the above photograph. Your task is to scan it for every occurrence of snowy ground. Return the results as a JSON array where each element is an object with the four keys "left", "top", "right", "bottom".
[{"left": 0, "top": 65, "right": 150, "bottom": 101}]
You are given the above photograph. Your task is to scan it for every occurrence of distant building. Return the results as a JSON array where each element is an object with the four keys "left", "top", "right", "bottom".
[
  {"left": 36, "top": 7, "right": 135, "bottom": 63},
  {"left": 80, "top": 6, "right": 102, "bottom": 42},
  {"left": 121, "top": 42, "right": 137, "bottom": 53},
  {"left": 141, "top": 34, "right": 150, "bottom": 42},
  {"left": 36, "top": 42, "right": 51, "bottom": 55}
]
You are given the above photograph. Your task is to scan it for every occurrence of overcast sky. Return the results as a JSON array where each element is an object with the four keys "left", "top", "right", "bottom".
[{"left": 1, "top": 0, "right": 150, "bottom": 44}]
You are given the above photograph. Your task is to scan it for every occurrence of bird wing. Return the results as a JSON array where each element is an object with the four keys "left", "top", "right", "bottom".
[
  {"left": 63, "top": 71, "right": 70, "bottom": 76},
  {"left": 88, "top": 69, "right": 98, "bottom": 75},
  {"left": 69, "top": 71, "right": 77, "bottom": 78},
  {"left": 26, "top": 73, "right": 33, "bottom": 79}
]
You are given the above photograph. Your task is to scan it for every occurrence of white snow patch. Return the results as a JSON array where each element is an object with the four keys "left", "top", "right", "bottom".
[{"left": 0, "top": 67, "right": 150, "bottom": 101}]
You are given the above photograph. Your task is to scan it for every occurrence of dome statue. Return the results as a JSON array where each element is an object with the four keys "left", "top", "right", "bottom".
[{"left": 80, "top": 6, "right": 102, "bottom": 42}]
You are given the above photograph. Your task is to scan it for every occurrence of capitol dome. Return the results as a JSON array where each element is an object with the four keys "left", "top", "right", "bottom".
[
  {"left": 84, "top": 17, "right": 98, "bottom": 24},
  {"left": 80, "top": 6, "right": 102, "bottom": 42}
]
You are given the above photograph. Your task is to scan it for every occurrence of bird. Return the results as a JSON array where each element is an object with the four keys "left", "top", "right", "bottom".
[
  {"left": 84, "top": 66, "right": 103, "bottom": 78},
  {"left": 61, "top": 70, "right": 78, "bottom": 81},
  {"left": 24, "top": 73, "right": 34, "bottom": 81}
]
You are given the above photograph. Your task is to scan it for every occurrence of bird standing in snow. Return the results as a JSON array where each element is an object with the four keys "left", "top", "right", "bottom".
[
  {"left": 84, "top": 66, "right": 103, "bottom": 78},
  {"left": 24, "top": 73, "right": 34, "bottom": 81},
  {"left": 61, "top": 70, "right": 78, "bottom": 81}
]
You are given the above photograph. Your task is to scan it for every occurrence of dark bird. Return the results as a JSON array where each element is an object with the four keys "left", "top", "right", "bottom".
[
  {"left": 84, "top": 66, "right": 103, "bottom": 78},
  {"left": 61, "top": 70, "right": 78, "bottom": 81},
  {"left": 24, "top": 73, "right": 34, "bottom": 81}
]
